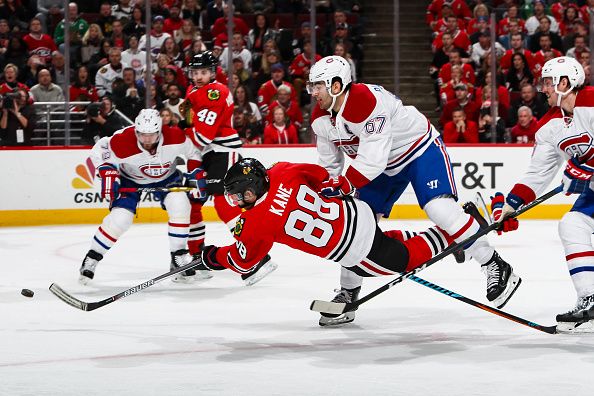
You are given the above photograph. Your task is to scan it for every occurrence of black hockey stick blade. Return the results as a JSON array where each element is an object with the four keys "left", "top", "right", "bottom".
[
  {"left": 408, "top": 275, "right": 557, "bottom": 334},
  {"left": 311, "top": 185, "right": 563, "bottom": 315},
  {"left": 49, "top": 258, "right": 203, "bottom": 311}
]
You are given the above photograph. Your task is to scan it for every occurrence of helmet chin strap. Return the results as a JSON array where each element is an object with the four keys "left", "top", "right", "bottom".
[
  {"left": 554, "top": 82, "right": 574, "bottom": 108},
  {"left": 325, "top": 82, "right": 347, "bottom": 114}
]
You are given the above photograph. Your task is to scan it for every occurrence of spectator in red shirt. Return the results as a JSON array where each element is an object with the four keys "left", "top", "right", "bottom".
[
  {"left": 497, "top": 5, "right": 525, "bottom": 37},
  {"left": 0, "top": 64, "right": 29, "bottom": 95},
  {"left": 426, "top": 0, "right": 471, "bottom": 29},
  {"left": 23, "top": 18, "right": 57, "bottom": 66},
  {"left": 439, "top": 65, "right": 475, "bottom": 104},
  {"left": 432, "top": 15, "right": 471, "bottom": 53},
  {"left": 467, "top": 4, "right": 489, "bottom": 36},
  {"left": 289, "top": 39, "right": 321, "bottom": 104},
  {"left": 164, "top": 4, "right": 183, "bottom": 35},
  {"left": 211, "top": 6, "right": 249, "bottom": 38},
  {"left": 266, "top": 85, "right": 302, "bottom": 128},
  {"left": 263, "top": 106, "right": 299, "bottom": 144},
  {"left": 438, "top": 48, "right": 475, "bottom": 86},
  {"left": 432, "top": 4, "right": 466, "bottom": 35},
  {"left": 551, "top": 0, "right": 578, "bottom": 23},
  {"left": 500, "top": 33, "right": 534, "bottom": 72},
  {"left": 257, "top": 63, "right": 296, "bottom": 117},
  {"left": 511, "top": 106, "right": 539, "bottom": 144},
  {"left": 70, "top": 65, "right": 99, "bottom": 104},
  {"left": 442, "top": 108, "right": 479, "bottom": 143},
  {"left": 559, "top": 4, "right": 581, "bottom": 37},
  {"left": 440, "top": 82, "right": 480, "bottom": 126}
]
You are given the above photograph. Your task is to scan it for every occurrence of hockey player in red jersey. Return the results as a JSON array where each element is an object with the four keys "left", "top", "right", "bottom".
[
  {"left": 183, "top": 51, "right": 277, "bottom": 285},
  {"left": 79, "top": 109, "right": 211, "bottom": 284},
  {"left": 196, "top": 158, "right": 458, "bottom": 326},
  {"left": 307, "top": 56, "right": 521, "bottom": 325},
  {"left": 492, "top": 56, "right": 594, "bottom": 333}
]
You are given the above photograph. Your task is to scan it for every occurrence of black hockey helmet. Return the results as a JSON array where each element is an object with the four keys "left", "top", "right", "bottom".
[
  {"left": 224, "top": 158, "right": 270, "bottom": 206},
  {"left": 189, "top": 51, "right": 218, "bottom": 73}
]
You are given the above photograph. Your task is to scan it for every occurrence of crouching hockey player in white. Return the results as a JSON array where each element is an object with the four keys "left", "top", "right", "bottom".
[
  {"left": 492, "top": 56, "right": 594, "bottom": 333},
  {"left": 79, "top": 109, "right": 212, "bottom": 284},
  {"left": 308, "top": 56, "right": 521, "bottom": 326}
]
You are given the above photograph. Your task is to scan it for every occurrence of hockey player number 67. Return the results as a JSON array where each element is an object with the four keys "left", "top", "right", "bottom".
[{"left": 284, "top": 185, "right": 339, "bottom": 247}]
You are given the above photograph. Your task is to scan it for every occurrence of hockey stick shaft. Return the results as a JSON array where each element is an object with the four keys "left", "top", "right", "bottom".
[
  {"left": 119, "top": 186, "right": 194, "bottom": 193},
  {"left": 311, "top": 185, "right": 563, "bottom": 315},
  {"left": 49, "top": 259, "right": 202, "bottom": 311},
  {"left": 408, "top": 275, "right": 556, "bottom": 334}
]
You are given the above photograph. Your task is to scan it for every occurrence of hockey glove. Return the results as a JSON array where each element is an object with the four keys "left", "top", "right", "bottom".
[
  {"left": 183, "top": 168, "right": 209, "bottom": 203},
  {"left": 562, "top": 156, "right": 594, "bottom": 195},
  {"left": 320, "top": 175, "right": 356, "bottom": 198},
  {"left": 199, "top": 245, "right": 226, "bottom": 271},
  {"left": 97, "top": 164, "right": 120, "bottom": 201},
  {"left": 490, "top": 192, "right": 520, "bottom": 234}
]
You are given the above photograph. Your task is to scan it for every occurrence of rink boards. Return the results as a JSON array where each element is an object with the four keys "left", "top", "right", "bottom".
[{"left": 0, "top": 144, "right": 575, "bottom": 226}]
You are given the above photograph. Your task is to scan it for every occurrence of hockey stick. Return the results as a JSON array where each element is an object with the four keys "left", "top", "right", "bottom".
[
  {"left": 119, "top": 186, "right": 194, "bottom": 193},
  {"left": 49, "top": 258, "right": 203, "bottom": 311},
  {"left": 310, "top": 185, "right": 563, "bottom": 315},
  {"left": 474, "top": 191, "right": 493, "bottom": 225},
  {"left": 408, "top": 275, "right": 556, "bottom": 334}
]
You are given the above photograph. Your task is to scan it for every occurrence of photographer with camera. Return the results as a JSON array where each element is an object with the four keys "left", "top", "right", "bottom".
[
  {"left": 80, "top": 96, "right": 128, "bottom": 145},
  {"left": 0, "top": 88, "right": 36, "bottom": 146}
]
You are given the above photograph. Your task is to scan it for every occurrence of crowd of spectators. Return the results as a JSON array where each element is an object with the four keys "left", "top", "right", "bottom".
[
  {"left": 0, "top": 0, "right": 364, "bottom": 146},
  {"left": 429, "top": 0, "right": 593, "bottom": 144}
]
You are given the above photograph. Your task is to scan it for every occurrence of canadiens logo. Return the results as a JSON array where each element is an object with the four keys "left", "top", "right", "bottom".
[
  {"left": 234, "top": 218, "right": 245, "bottom": 236},
  {"left": 558, "top": 132, "right": 594, "bottom": 160},
  {"left": 207, "top": 89, "right": 220, "bottom": 101},
  {"left": 139, "top": 162, "right": 172, "bottom": 178}
]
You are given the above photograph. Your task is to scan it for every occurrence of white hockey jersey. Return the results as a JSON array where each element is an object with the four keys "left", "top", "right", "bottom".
[
  {"left": 89, "top": 126, "right": 201, "bottom": 185},
  {"left": 510, "top": 87, "right": 594, "bottom": 203},
  {"left": 311, "top": 83, "right": 440, "bottom": 188}
]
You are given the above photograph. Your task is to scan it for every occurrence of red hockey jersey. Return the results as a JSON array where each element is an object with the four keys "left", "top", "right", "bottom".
[
  {"left": 214, "top": 162, "right": 376, "bottom": 274},
  {"left": 185, "top": 81, "right": 242, "bottom": 152}
]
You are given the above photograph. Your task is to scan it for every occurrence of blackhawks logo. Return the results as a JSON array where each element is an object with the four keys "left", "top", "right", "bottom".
[
  {"left": 243, "top": 166, "right": 252, "bottom": 175},
  {"left": 207, "top": 89, "right": 220, "bottom": 101},
  {"left": 234, "top": 218, "right": 245, "bottom": 236}
]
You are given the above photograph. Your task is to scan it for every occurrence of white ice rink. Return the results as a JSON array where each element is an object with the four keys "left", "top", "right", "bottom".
[{"left": 2, "top": 220, "right": 594, "bottom": 395}]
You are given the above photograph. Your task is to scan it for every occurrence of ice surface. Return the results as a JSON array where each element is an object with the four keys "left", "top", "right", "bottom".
[{"left": 1, "top": 220, "right": 594, "bottom": 395}]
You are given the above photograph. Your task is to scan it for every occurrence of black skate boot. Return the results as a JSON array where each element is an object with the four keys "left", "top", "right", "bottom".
[
  {"left": 79, "top": 250, "right": 103, "bottom": 285},
  {"left": 171, "top": 249, "right": 204, "bottom": 283},
  {"left": 556, "top": 294, "right": 594, "bottom": 333},
  {"left": 481, "top": 252, "right": 521, "bottom": 309},
  {"left": 241, "top": 254, "right": 278, "bottom": 286},
  {"left": 319, "top": 286, "right": 361, "bottom": 327}
]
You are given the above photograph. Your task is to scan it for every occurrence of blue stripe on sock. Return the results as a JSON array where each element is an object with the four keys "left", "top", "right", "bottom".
[
  {"left": 168, "top": 233, "right": 189, "bottom": 238},
  {"left": 569, "top": 266, "right": 594, "bottom": 275},
  {"left": 93, "top": 236, "right": 110, "bottom": 250}
]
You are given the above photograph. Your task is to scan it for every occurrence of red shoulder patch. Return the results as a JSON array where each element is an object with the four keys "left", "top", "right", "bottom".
[
  {"left": 575, "top": 86, "right": 594, "bottom": 108},
  {"left": 110, "top": 126, "right": 141, "bottom": 159},
  {"left": 161, "top": 125, "right": 186, "bottom": 145},
  {"left": 536, "top": 106, "right": 563, "bottom": 130},
  {"left": 310, "top": 103, "right": 330, "bottom": 124},
  {"left": 342, "top": 83, "right": 377, "bottom": 124}
]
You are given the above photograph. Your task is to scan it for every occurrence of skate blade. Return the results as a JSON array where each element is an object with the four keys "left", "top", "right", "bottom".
[
  {"left": 319, "top": 311, "right": 356, "bottom": 327},
  {"left": 243, "top": 261, "right": 278, "bottom": 286},
  {"left": 556, "top": 319, "right": 594, "bottom": 334},
  {"left": 493, "top": 272, "right": 522, "bottom": 309},
  {"left": 78, "top": 275, "right": 92, "bottom": 286}
]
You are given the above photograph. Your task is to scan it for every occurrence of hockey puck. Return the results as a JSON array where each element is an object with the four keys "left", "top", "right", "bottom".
[{"left": 21, "top": 289, "right": 34, "bottom": 298}]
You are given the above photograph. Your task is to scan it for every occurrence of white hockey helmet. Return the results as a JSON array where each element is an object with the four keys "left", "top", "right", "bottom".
[
  {"left": 541, "top": 56, "right": 585, "bottom": 105},
  {"left": 307, "top": 56, "right": 352, "bottom": 93},
  {"left": 135, "top": 108, "right": 162, "bottom": 135}
]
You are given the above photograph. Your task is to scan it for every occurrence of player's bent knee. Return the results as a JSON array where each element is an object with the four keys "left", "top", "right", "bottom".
[
  {"left": 559, "top": 211, "right": 594, "bottom": 245},
  {"left": 102, "top": 207, "right": 134, "bottom": 237},
  {"left": 424, "top": 197, "right": 469, "bottom": 235},
  {"left": 164, "top": 192, "right": 191, "bottom": 222}
]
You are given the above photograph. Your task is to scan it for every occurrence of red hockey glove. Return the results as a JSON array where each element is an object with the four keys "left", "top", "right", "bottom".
[
  {"left": 320, "top": 175, "right": 356, "bottom": 198},
  {"left": 98, "top": 164, "right": 120, "bottom": 201},
  {"left": 490, "top": 192, "right": 519, "bottom": 235},
  {"left": 562, "top": 156, "right": 594, "bottom": 195}
]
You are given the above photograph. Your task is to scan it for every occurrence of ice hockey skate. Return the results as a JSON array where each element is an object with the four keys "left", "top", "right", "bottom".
[
  {"left": 556, "top": 294, "right": 594, "bottom": 333},
  {"left": 79, "top": 250, "right": 104, "bottom": 285},
  {"left": 319, "top": 286, "right": 360, "bottom": 327},
  {"left": 481, "top": 252, "right": 521, "bottom": 309},
  {"left": 240, "top": 254, "right": 277, "bottom": 286},
  {"left": 170, "top": 249, "right": 211, "bottom": 283}
]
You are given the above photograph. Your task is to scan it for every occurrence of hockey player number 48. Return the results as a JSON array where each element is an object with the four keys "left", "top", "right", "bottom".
[
  {"left": 284, "top": 185, "right": 339, "bottom": 248},
  {"left": 196, "top": 109, "right": 217, "bottom": 125}
]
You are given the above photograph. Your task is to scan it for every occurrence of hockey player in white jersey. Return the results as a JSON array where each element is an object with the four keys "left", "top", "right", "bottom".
[
  {"left": 308, "top": 56, "right": 521, "bottom": 326},
  {"left": 492, "top": 56, "right": 594, "bottom": 333},
  {"left": 79, "top": 109, "right": 211, "bottom": 284}
]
